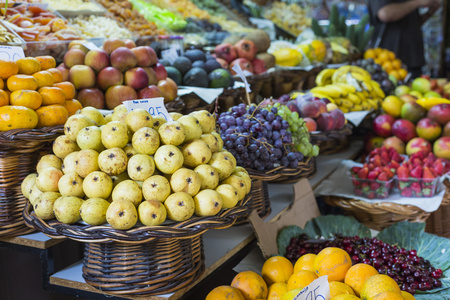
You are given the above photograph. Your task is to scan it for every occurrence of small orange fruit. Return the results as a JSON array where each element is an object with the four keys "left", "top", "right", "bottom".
[
  {"left": 360, "top": 274, "right": 401, "bottom": 300},
  {"left": 262, "top": 256, "right": 294, "bottom": 285},
  {"left": 374, "top": 48, "right": 383, "bottom": 56},
  {"left": 35, "top": 56, "right": 56, "bottom": 70},
  {"left": 205, "top": 285, "right": 245, "bottom": 300},
  {"left": 231, "top": 271, "right": 268, "bottom": 300},
  {"left": 329, "top": 281, "right": 356, "bottom": 298},
  {"left": 313, "top": 247, "right": 352, "bottom": 282},
  {"left": 345, "top": 263, "right": 379, "bottom": 296},
  {"left": 294, "top": 253, "right": 317, "bottom": 273},
  {"left": 62, "top": 99, "right": 82, "bottom": 116},
  {"left": 382, "top": 61, "right": 394, "bottom": 73},
  {"left": 0, "top": 59, "right": 19, "bottom": 79},
  {"left": 267, "top": 282, "right": 288, "bottom": 300},
  {"left": 10, "top": 90, "right": 42, "bottom": 110},
  {"left": 0, "top": 105, "right": 38, "bottom": 131},
  {"left": 16, "top": 57, "right": 41, "bottom": 75},
  {"left": 286, "top": 270, "right": 318, "bottom": 291},
  {"left": 330, "top": 295, "right": 361, "bottom": 300},
  {"left": 38, "top": 86, "right": 66, "bottom": 105},
  {"left": 35, "top": 104, "right": 69, "bottom": 127},
  {"left": 54, "top": 81, "right": 76, "bottom": 99},
  {"left": 392, "top": 59, "right": 402, "bottom": 70},
  {"left": 372, "top": 291, "right": 404, "bottom": 300},
  {"left": 387, "top": 50, "right": 396, "bottom": 60},
  {"left": 389, "top": 70, "right": 401, "bottom": 81},
  {"left": 0, "top": 78, "right": 4, "bottom": 90},
  {"left": 46, "top": 68, "right": 63, "bottom": 83},
  {"left": 401, "top": 290, "right": 415, "bottom": 300},
  {"left": 7, "top": 75, "right": 38, "bottom": 91},
  {"left": 32, "top": 70, "right": 55, "bottom": 88},
  {"left": 364, "top": 49, "right": 376, "bottom": 60},
  {"left": 0, "top": 89, "right": 8, "bottom": 106},
  {"left": 377, "top": 51, "right": 390, "bottom": 64},
  {"left": 398, "top": 68, "right": 408, "bottom": 80}
]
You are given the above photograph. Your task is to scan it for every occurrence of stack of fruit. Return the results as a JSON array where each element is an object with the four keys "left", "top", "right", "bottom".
[
  {"left": 351, "top": 58, "right": 395, "bottom": 95},
  {"left": 59, "top": 38, "right": 177, "bottom": 110},
  {"left": 269, "top": 39, "right": 330, "bottom": 67},
  {"left": 217, "top": 102, "right": 318, "bottom": 173},
  {"left": 262, "top": 1, "right": 310, "bottom": 37},
  {"left": 206, "top": 246, "right": 421, "bottom": 299},
  {"left": 312, "top": 65, "right": 385, "bottom": 112},
  {"left": 0, "top": 55, "right": 83, "bottom": 131},
  {"left": 22, "top": 107, "right": 251, "bottom": 229},
  {"left": 363, "top": 48, "right": 408, "bottom": 82}
]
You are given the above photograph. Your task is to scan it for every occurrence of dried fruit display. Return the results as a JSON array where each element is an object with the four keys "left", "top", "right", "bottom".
[
  {"left": 262, "top": 1, "right": 311, "bottom": 36},
  {"left": 42, "top": 0, "right": 104, "bottom": 12},
  {"left": 69, "top": 15, "right": 133, "bottom": 39}
]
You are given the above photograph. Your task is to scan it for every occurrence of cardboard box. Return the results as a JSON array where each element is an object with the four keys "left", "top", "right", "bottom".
[{"left": 249, "top": 178, "right": 321, "bottom": 259}]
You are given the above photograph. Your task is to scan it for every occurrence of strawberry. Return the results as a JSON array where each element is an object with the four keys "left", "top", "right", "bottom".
[
  {"left": 370, "top": 182, "right": 381, "bottom": 190},
  {"left": 372, "top": 157, "right": 383, "bottom": 167},
  {"left": 368, "top": 170, "right": 379, "bottom": 180},
  {"left": 374, "top": 166, "right": 383, "bottom": 173},
  {"left": 410, "top": 166, "right": 423, "bottom": 179},
  {"left": 367, "top": 191, "right": 376, "bottom": 199},
  {"left": 389, "top": 160, "right": 400, "bottom": 170},
  {"left": 423, "top": 166, "right": 437, "bottom": 179},
  {"left": 377, "top": 172, "right": 389, "bottom": 181},
  {"left": 412, "top": 158, "right": 422, "bottom": 167},
  {"left": 382, "top": 167, "right": 394, "bottom": 178},
  {"left": 401, "top": 187, "right": 413, "bottom": 197},
  {"left": 397, "top": 165, "right": 410, "bottom": 179},
  {"left": 357, "top": 167, "right": 369, "bottom": 179},
  {"left": 433, "top": 162, "right": 444, "bottom": 176},
  {"left": 351, "top": 166, "right": 362, "bottom": 175},
  {"left": 381, "top": 151, "right": 390, "bottom": 163},
  {"left": 411, "top": 182, "right": 421, "bottom": 194},
  {"left": 352, "top": 179, "right": 361, "bottom": 186},
  {"left": 391, "top": 152, "right": 402, "bottom": 163},
  {"left": 354, "top": 188, "right": 363, "bottom": 196}
]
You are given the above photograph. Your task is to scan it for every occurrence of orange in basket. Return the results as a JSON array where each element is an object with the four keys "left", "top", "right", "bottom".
[
  {"left": 35, "top": 104, "right": 69, "bottom": 127},
  {"left": 35, "top": 56, "right": 56, "bottom": 70},
  {"left": 38, "top": 86, "right": 66, "bottom": 105},
  {"left": 62, "top": 99, "right": 82, "bottom": 116},
  {"left": 0, "top": 89, "right": 9, "bottom": 107},
  {"left": 54, "top": 81, "right": 76, "bottom": 99},
  {"left": 7, "top": 75, "right": 38, "bottom": 91},
  {"left": 10, "top": 90, "right": 42, "bottom": 110},
  {"left": 0, "top": 59, "right": 19, "bottom": 79},
  {"left": 32, "top": 70, "right": 55, "bottom": 88},
  {"left": 46, "top": 68, "right": 63, "bottom": 83},
  {"left": 16, "top": 57, "right": 41, "bottom": 75}
]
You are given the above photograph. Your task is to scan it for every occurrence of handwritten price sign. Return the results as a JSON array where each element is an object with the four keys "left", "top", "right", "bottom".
[
  {"left": 123, "top": 97, "right": 173, "bottom": 122},
  {"left": 294, "top": 276, "right": 330, "bottom": 300}
]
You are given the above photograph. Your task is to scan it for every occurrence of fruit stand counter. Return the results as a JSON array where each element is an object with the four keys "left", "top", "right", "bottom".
[{"left": 43, "top": 140, "right": 363, "bottom": 300}]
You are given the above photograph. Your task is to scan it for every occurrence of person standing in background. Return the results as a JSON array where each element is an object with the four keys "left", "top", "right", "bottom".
[{"left": 368, "top": 0, "right": 441, "bottom": 79}]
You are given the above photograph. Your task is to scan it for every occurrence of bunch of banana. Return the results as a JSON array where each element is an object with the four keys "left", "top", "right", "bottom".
[{"left": 312, "top": 66, "right": 385, "bottom": 112}]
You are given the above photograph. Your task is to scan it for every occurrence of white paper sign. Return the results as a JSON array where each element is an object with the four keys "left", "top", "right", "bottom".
[
  {"left": 123, "top": 97, "right": 173, "bottom": 122},
  {"left": 231, "top": 63, "right": 252, "bottom": 93},
  {"left": 82, "top": 42, "right": 101, "bottom": 51},
  {"left": 344, "top": 111, "right": 371, "bottom": 127},
  {"left": 0, "top": 46, "right": 25, "bottom": 61},
  {"left": 161, "top": 48, "right": 179, "bottom": 64},
  {"left": 294, "top": 276, "right": 330, "bottom": 300}
]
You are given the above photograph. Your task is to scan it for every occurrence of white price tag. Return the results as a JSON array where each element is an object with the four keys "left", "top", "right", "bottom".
[
  {"left": 0, "top": 45, "right": 25, "bottom": 61},
  {"left": 123, "top": 97, "right": 173, "bottom": 122},
  {"left": 293, "top": 276, "right": 330, "bottom": 300},
  {"left": 82, "top": 42, "right": 101, "bottom": 51},
  {"left": 161, "top": 48, "right": 179, "bottom": 64},
  {"left": 231, "top": 63, "right": 252, "bottom": 93}
]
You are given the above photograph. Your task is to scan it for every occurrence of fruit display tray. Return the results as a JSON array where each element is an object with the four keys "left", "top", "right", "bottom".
[
  {"left": 234, "top": 179, "right": 270, "bottom": 225},
  {"left": 310, "top": 123, "right": 353, "bottom": 155},
  {"left": 397, "top": 177, "right": 440, "bottom": 198},
  {"left": 23, "top": 196, "right": 249, "bottom": 295},
  {"left": 349, "top": 174, "right": 395, "bottom": 199},
  {"left": 0, "top": 126, "right": 63, "bottom": 237}
]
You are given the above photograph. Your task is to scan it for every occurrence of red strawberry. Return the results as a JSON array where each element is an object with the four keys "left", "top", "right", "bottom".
[
  {"left": 377, "top": 172, "right": 389, "bottom": 181},
  {"left": 397, "top": 165, "right": 410, "bottom": 179},
  {"left": 411, "top": 181, "right": 421, "bottom": 194},
  {"left": 412, "top": 158, "right": 422, "bottom": 167},
  {"left": 367, "top": 191, "right": 376, "bottom": 199},
  {"left": 433, "top": 162, "right": 444, "bottom": 176},
  {"left": 352, "top": 179, "right": 361, "bottom": 186},
  {"left": 351, "top": 166, "right": 362, "bottom": 175},
  {"left": 370, "top": 182, "right": 381, "bottom": 190},
  {"left": 374, "top": 166, "right": 383, "bottom": 173},
  {"left": 357, "top": 167, "right": 369, "bottom": 179},
  {"left": 381, "top": 151, "right": 390, "bottom": 163},
  {"left": 389, "top": 160, "right": 400, "bottom": 170},
  {"left": 368, "top": 170, "right": 379, "bottom": 180},
  {"left": 354, "top": 188, "right": 363, "bottom": 196},
  {"left": 382, "top": 167, "right": 394, "bottom": 178},
  {"left": 410, "top": 166, "right": 423, "bottom": 179},
  {"left": 401, "top": 187, "right": 413, "bottom": 197},
  {"left": 423, "top": 166, "right": 436, "bottom": 179},
  {"left": 391, "top": 152, "right": 402, "bottom": 163}
]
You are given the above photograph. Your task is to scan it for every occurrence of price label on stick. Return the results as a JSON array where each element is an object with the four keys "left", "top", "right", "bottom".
[
  {"left": 123, "top": 97, "right": 173, "bottom": 122},
  {"left": 0, "top": 46, "right": 25, "bottom": 61},
  {"left": 294, "top": 276, "right": 330, "bottom": 300},
  {"left": 161, "top": 48, "right": 179, "bottom": 64},
  {"left": 231, "top": 63, "right": 252, "bottom": 93},
  {"left": 82, "top": 42, "right": 101, "bottom": 51}
]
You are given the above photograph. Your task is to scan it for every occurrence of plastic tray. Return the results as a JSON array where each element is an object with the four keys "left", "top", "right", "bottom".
[
  {"left": 349, "top": 173, "right": 395, "bottom": 199},
  {"left": 397, "top": 177, "right": 440, "bottom": 198}
]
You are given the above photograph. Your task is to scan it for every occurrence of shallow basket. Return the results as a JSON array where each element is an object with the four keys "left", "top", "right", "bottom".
[
  {"left": 234, "top": 179, "right": 271, "bottom": 225},
  {"left": 310, "top": 124, "right": 353, "bottom": 155},
  {"left": 273, "top": 66, "right": 325, "bottom": 98},
  {"left": 425, "top": 179, "right": 450, "bottom": 238},
  {"left": 234, "top": 72, "right": 275, "bottom": 104},
  {"left": 323, "top": 196, "right": 431, "bottom": 231},
  {"left": 23, "top": 196, "right": 249, "bottom": 295},
  {"left": 247, "top": 156, "right": 316, "bottom": 184},
  {"left": 0, "top": 126, "right": 63, "bottom": 237}
]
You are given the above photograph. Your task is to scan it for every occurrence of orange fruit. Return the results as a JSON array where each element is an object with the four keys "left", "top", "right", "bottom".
[
  {"left": 267, "top": 282, "right": 288, "bottom": 300},
  {"left": 54, "top": 81, "right": 76, "bottom": 99},
  {"left": 364, "top": 49, "right": 376, "bottom": 60},
  {"left": 398, "top": 68, "right": 408, "bottom": 80},
  {"left": 381, "top": 61, "right": 394, "bottom": 73},
  {"left": 0, "top": 59, "right": 19, "bottom": 79},
  {"left": 7, "top": 75, "right": 38, "bottom": 91},
  {"left": 330, "top": 295, "right": 361, "bottom": 300},
  {"left": 294, "top": 253, "right": 317, "bottom": 273},
  {"left": 329, "top": 281, "right": 356, "bottom": 298},
  {"left": 0, "top": 89, "right": 8, "bottom": 107},
  {"left": 205, "top": 285, "right": 245, "bottom": 300},
  {"left": 0, "top": 105, "right": 38, "bottom": 131},
  {"left": 389, "top": 70, "right": 401, "bottom": 81},
  {"left": 286, "top": 270, "right": 318, "bottom": 291},
  {"left": 231, "top": 271, "right": 268, "bottom": 300},
  {"left": 0, "top": 78, "right": 4, "bottom": 90},
  {"left": 35, "top": 56, "right": 56, "bottom": 70},
  {"left": 392, "top": 59, "right": 402, "bottom": 70},
  {"left": 62, "top": 99, "right": 82, "bottom": 116},
  {"left": 377, "top": 51, "right": 390, "bottom": 64},
  {"left": 38, "top": 86, "right": 66, "bottom": 106},
  {"left": 381, "top": 95, "right": 403, "bottom": 118},
  {"left": 360, "top": 274, "right": 401, "bottom": 300},
  {"left": 372, "top": 291, "right": 404, "bottom": 300},
  {"left": 387, "top": 50, "right": 396, "bottom": 60},
  {"left": 374, "top": 48, "right": 383, "bottom": 56},
  {"left": 35, "top": 104, "right": 69, "bottom": 127},
  {"left": 32, "top": 70, "right": 55, "bottom": 88},
  {"left": 401, "top": 291, "right": 415, "bottom": 300},
  {"left": 345, "top": 263, "right": 379, "bottom": 296},
  {"left": 10, "top": 90, "right": 42, "bottom": 110},
  {"left": 313, "top": 247, "right": 352, "bottom": 282},
  {"left": 16, "top": 57, "right": 41, "bottom": 75},
  {"left": 46, "top": 68, "right": 63, "bottom": 83},
  {"left": 262, "top": 256, "right": 294, "bottom": 285}
]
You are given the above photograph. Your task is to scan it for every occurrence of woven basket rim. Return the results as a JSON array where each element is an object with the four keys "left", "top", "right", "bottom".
[
  {"left": 310, "top": 123, "right": 353, "bottom": 140},
  {"left": 23, "top": 195, "right": 250, "bottom": 243},
  {"left": 247, "top": 156, "right": 316, "bottom": 180},
  {"left": 0, "top": 125, "right": 63, "bottom": 142}
]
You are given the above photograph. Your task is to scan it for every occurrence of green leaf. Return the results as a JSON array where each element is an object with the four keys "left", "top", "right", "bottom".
[
  {"left": 277, "top": 225, "right": 305, "bottom": 257},
  {"left": 303, "top": 215, "right": 372, "bottom": 239}
]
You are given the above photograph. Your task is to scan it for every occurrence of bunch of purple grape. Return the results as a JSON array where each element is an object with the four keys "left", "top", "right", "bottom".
[
  {"left": 285, "top": 233, "right": 443, "bottom": 295},
  {"left": 217, "top": 103, "right": 304, "bottom": 171}
]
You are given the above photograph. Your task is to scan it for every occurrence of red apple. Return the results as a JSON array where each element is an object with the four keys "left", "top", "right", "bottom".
[
  {"left": 56, "top": 63, "right": 69, "bottom": 82},
  {"left": 392, "top": 119, "right": 417, "bottom": 142},
  {"left": 330, "top": 109, "right": 345, "bottom": 130},
  {"left": 434, "top": 137, "right": 450, "bottom": 159},
  {"left": 252, "top": 58, "right": 267, "bottom": 75},
  {"left": 229, "top": 58, "right": 254, "bottom": 75},
  {"left": 110, "top": 47, "right": 137, "bottom": 72},
  {"left": 416, "top": 118, "right": 442, "bottom": 141},
  {"left": 138, "top": 85, "right": 163, "bottom": 99},
  {"left": 69, "top": 65, "right": 96, "bottom": 89},
  {"left": 105, "top": 85, "right": 138, "bottom": 110},
  {"left": 123, "top": 39, "right": 136, "bottom": 49},
  {"left": 142, "top": 67, "right": 158, "bottom": 85},
  {"left": 442, "top": 121, "right": 450, "bottom": 137},
  {"left": 383, "top": 136, "right": 406, "bottom": 154},
  {"left": 152, "top": 63, "right": 168, "bottom": 81},
  {"left": 84, "top": 49, "right": 110, "bottom": 73},
  {"left": 316, "top": 112, "right": 335, "bottom": 131},
  {"left": 97, "top": 66, "right": 123, "bottom": 91},
  {"left": 214, "top": 43, "right": 237, "bottom": 63},
  {"left": 77, "top": 88, "right": 105, "bottom": 109},
  {"left": 131, "top": 46, "right": 158, "bottom": 67},
  {"left": 373, "top": 114, "right": 396, "bottom": 137},
  {"left": 427, "top": 104, "right": 450, "bottom": 125},
  {"left": 157, "top": 78, "right": 178, "bottom": 103},
  {"left": 406, "top": 137, "right": 432, "bottom": 156},
  {"left": 234, "top": 39, "right": 257, "bottom": 61},
  {"left": 365, "top": 136, "right": 385, "bottom": 152},
  {"left": 303, "top": 117, "right": 317, "bottom": 132},
  {"left": 63, "top": 48, "right": 86, "bottom": 69},
  {"left": 124, "top": 67, "right": 149, "bottom": 90},
  {"left": 103, "top": 38, "right": 126, "bottom": 54}
]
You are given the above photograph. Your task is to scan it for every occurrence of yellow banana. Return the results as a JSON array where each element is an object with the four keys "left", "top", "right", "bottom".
[
  {"left": 367, "top": 99, "right": 379, "bottom": 109},
  {"left": 338, "top": 106, "right": 350, "bottom": 113},
  {"left": 349, "top": 66, "right": 372, "bottom": 81},
  {"left": 370, "top": 81, "right": 386, "bottom": 99},
  {"left": 327, "top": 85, "right": 348, "bottom": 97},
  {"left": 331, "top": 66, "right": 352, "bottom": 82},
  {"left": 355, "top": 92, "right": 366, "bottom": 102},
  {"left": 335, "top": 98, "right": 354, "bottom": 108},
  {"left": 352, "top": 104, "right": 363, "bottom": 111},
  {"left": 315, "top": 69, "right": 336, "bottom": 86},
  {"left": 310, "top": 93, "right": 335, "bottom": 103},
  {"left": 334, "top": 82, "right": 357, "bottom": 93},
  {"left": 347, "top": 93, "right": 362, "bottom": 104},
  {"left": 415, "top": 97, "right": 450, "bottom": 110},
  {"left": 310, "top": 86, "right": 340, "bottom": 98},
  {"left": 361, "top": 102, "right": 371, "bottom": 110}
]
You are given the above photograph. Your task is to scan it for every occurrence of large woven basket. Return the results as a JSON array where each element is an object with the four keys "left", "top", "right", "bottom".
[
  {"left": 0, "top": 126, "right": 63, "bottom": 237},
  {"left": 23, "top": 196, "right": 249, "bottom": 295},
  {"left": 235, "top": 179, "right": 270, "bottom": 225},
  {"left": 310, "top": 124, "right": 353, "bottom": 155},
  {"left": 234, "top": 72, "right": 275, "bottom": 104},
  {"left": 425, "top": 179, "right": 450, "bottom": 238},
  {"left": 247, "top": 156, "right": 316, "bottom": 184}
]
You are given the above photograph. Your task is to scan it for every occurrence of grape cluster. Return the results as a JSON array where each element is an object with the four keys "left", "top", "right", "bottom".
[
  {"left": 285, "top": 234, "right": 443, "bottom": 295},
  {"left": 351, "top": 58, "right": 395, "bottom": 95},
  {"left": 217, "top": 103, "right": 305, "bottom": 171}
]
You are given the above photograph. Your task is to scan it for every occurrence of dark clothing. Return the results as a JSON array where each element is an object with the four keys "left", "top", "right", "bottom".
[{"left": 368, "top": 0, "right": 425, "bottom": 69}]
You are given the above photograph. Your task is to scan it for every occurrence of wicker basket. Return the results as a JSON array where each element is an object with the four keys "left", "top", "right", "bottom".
[
  {"left": 247, "top": 156, "right": 316, "bottom": 184},
  {"left": 164, "top": 99, "right": 186, "bottom": 113},
  {"left": 425, "top": 179, "right": 450, "bottom": 238},
  {"left": 273, "top": 66, "right": 325, "bottom": 98},
  {"left": 323, "top": 196, "right": 431, "bottom": 231},
  {"left": 0, "top": 126, "right": 63, "bottom": 237},
  {"left": 23, "top": 196, "right": 249, "bottom": 295},
  {"left": 234, "top": 72, "right": 275, "bottom": 104},
  {"left": 310, "top": 124, "right": 353, "bottom": 155},
  {"left": 235, "top": 179, "right": 271, "bottom": 225}
]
